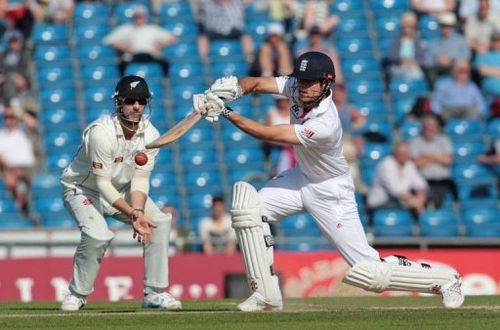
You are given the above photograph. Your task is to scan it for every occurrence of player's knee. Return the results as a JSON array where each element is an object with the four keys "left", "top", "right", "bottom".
[
  {"left": 153, "top": 209, "right": 172, "bottom": 227},
  {"left": 82, "top": 227, "right": 115, "bottom": 243}
]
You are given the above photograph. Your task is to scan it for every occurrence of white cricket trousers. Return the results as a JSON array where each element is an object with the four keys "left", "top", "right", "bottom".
[
  {"left": 63, "top": 187, "right": 171, "bottom": 296},
  {"left": 259, "top": 167, "right": 380, "bottom": 266}
]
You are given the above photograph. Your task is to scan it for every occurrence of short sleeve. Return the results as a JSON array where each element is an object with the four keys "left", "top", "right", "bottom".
[
  {"left": 86, "top": 125, "right": 114, "bottom": 177},
  {"left": 294, "top": 118, "right": 331, "bottom": 147},
  {"left": 275, "top": 76, "right": 296, "bottom": 98}
]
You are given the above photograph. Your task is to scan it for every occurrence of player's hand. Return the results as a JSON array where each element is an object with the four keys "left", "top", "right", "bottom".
[
  {"left": 206, "top": 76, "right": 243, "bottom": 102},
  {"left": 192, "top": 93, "right": 225, "bottom": 122},
  {"left": 130, "top": 211, "right": 156, "bottom": 244}
]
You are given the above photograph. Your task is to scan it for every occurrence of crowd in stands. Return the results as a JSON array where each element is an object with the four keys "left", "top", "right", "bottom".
[{"left": 0, "top": 0, "right": 498, "bottom": 250}]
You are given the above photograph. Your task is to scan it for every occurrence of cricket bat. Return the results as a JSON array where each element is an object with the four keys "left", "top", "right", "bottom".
[{"left": 146, "top": 112, "right": 202, "bottom": 149}]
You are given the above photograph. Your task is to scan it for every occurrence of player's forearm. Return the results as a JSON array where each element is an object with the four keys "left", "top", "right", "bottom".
[
  {"left": 130, "top": 191, "right": 147, "bottom": 213},
  {"left": 239, "top": 77, "right": 279, "bottom": 94},
  {"left": 112, "top": 197, "right": 135, "bottom": 217}
]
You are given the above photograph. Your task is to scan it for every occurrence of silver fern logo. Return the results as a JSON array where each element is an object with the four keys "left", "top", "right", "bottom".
[{"left": 129, "top": 81, "right": 140, "bottom": 89}]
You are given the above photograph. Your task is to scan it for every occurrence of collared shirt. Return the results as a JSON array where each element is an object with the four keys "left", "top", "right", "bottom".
[
  {"left": 425, "top": 32, "right": 471, "bottom": 67},
  {"left": 61, "top": 115, "right": 159, "bottom": 193},
  {"left": 367, "top": 156, "right": 428, "bottom": 208},
  {"left": 275, "top": 76, "right": 349, "bottom": 180},
  {"left": 200, "top": 0, "right": 245, "bottom": 35},
  {"left": 431, "top": 77, "right": 486, "bottom": 115},
  {"left": 410, "top": 134, "right": 453, "bottom": 180}
]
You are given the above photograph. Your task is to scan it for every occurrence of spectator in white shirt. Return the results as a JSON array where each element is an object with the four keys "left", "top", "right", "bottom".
[{"left": 367, "top": 142, "right": 428, "bottom": 216}]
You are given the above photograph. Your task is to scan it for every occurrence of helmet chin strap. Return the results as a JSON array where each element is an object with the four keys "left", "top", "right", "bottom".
[{"left": 115, "top": 100, "right": 152, "bottom": 133}]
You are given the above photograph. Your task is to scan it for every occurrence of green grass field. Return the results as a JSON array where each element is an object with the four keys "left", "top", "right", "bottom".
[{"left": 1, "top": 296, "right": 499, "bottom": 329}]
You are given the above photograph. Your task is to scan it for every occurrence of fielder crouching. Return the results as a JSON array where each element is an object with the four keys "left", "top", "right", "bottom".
[
  {"left": 193, "top": 51, "right": 464, "bottom": 311},
  {"left": 59, "top": 76, "right": 181, "bottom": 311}
]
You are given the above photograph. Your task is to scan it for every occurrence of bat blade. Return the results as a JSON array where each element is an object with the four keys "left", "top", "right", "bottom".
[{"left": 146, "top": 112, "right": 202, "bottom": 149}]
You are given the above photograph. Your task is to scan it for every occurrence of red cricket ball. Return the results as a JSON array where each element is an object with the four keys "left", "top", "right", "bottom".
[{"left": 134, "top": 152, "right": 148, "bottom": 166}]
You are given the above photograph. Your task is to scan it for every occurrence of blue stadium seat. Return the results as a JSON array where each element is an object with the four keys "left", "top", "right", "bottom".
[
  {"left": 124, "top": 62, "right": 164, "bottom": 79},
  {"left": 46, "top": 152, "right": 73, "bottom": 172},
  {"left": 245, "top": 19, "right": 269, "bottom": 42},
  {"left": 34, "top": 45, "right": 71, "bottom": 64},
  {"left": 42, "top": 214, "right": 77, "bottom": 229},
  {"left": 373, "top": 209, "right": 414, "bottom": 237},
  {"left": 452, "top": 141, "right": 487, "bottom": 162},
  {"left": 361, "top": 121, "right": 392, "bottom": 142},
  {"left": 114, "top": 3, "right": 150, "bottom": 24},
  {"left": 347, "top": 79, "right": 383, "bottom": 98},
  {"left": 77, "top": 44, "right": 116, "bottom": 63},
  {"left": 419, "top": 209, "right": 460, "bottom": 237},
  {"left": 162, "top": 21, "right": 198, "bottom": 41},
  {"left": 228, "top": 167, "right": 267, "bottom": 186},
  {"left": 360, "top": 163, "right": 378, "bottom": 186},
  {"left": 452, "top": 163, "right": 494, "bottom": 183},
  {"left": 150, "top": 171, "right": 177, "bottom": 189},
  {"left": 353, "top": 99, "right": 387, "bottom": 120},
  {"left": 32, "top": 173, "right": 63, "bottom": 196},
  {"left": 224, "top": 146, "right": 265, "bottom": 167},
  {"left": 163, "top": 42, "right": 200, "bottom": 60},
  {"left": 171, "top": 83, "right": 206, "bottom": 104},
  {"left": 361, "top": 142, "right": 391, "bottom": 164},
  {"left": 337, "top": 15, "right": 368, "bottom": 36},
  {"left": 180, "top": 148, "right": 217, "bottom": 167},
  {"left": 372, "top": 0, "right": 410, "bottom": 13},
  {"left": 462, "top": 207, "right": 500, "bottom": 237},
  {"left": 42, "top": 107, "right": 79, "bottom": 129},
  {"left": 74, "top": 24, "right": 109, "bottom": 44},
  {"left": 390, "top": 78, "right": 429, "bottom": 99},
  {"left": 399, "top": 121, "right": 421, "bottom": 141},
  {"left": 341, "top": 58, "right": 380, "bottom": 79},
  {"left": 183, "top": 170, "right": 222, "bottom": 190},
  {"left": 210, "top": 40, "right": 244, "bottom": 59},
  {"left": 150, "top": 191, "right": 180, "bottom": 209},
  {"left": 37, "top": 66, "right": 74, "bottom": 85},
  {"left": 375, "top": 15, "right": 401, "bottom": 36},
  {"left": 186, "top": 192, "right": 214, "bottom": 220},
  {"left": 445, "top": 119, "right": 484, "bottom": 140},
  {"left": 158, "top": 2, "right": 194, "bottom": 22},
  {"left": 39, "top": 87, "right": 76, "bottom": 107},
  {"left": 392, "top": 98, "right": 415, "bottom": 124},
  {"left": 83, "top": 86, "right": 114, "bottom": 107},
  {"left": 331, "top": 0, "right": 364, "bottom": 13},
  {"left": 33, "top": 23, "right": 69, "bottom": 44},
  {"left": 85, "top": 106, "right": 113, "bottom": 123},
  {"left": 43, "top": 130, "right": 75, "bottom": 151},
  {"left": 73, "top": 2, "right": 109, "bottom": 23},
  {"left": 0, "top": 198, "right": 17, "bottom": 215},
  {"left": 106, "top": 218, "right": 128, "bottom": 229},
  {"left": 221, "top": 123, "right": 259, "bottom": 146},
  {"left": 33, "top": 196, "right": 66, "bottom": 214},
  {"left": 0, "top": 217, "right": 34, "bottom": 229},
  {"left": 419, "top": 15, "right": 440, "bottom": 40},
  {"left": 169, "top": 62, "right": 204, "bottom": 81},
  {"left": 279, "top": 214, "right": 320, "bottom": 235},
  {"left": 179, "top": 124, "right": 215, "bottom": 146},
  {"left": 337, "top": 38, "right": 373, "bottom": 57},
  {"left": 457, "top": 182, "right": 498, "bottom": 203},
  {"left": 211, "top": 61, "right": 248, "bottom": 77}
]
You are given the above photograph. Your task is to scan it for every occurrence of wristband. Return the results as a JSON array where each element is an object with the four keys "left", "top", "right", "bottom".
[
  {"left": 222, "top": 107, "right": 233, "bottom": 118},
  {"left": 132, "top": 208, "right": 144, "bottom": 214}
]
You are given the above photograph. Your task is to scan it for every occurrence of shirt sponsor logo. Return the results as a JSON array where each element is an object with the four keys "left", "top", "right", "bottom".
[
  {"left": 92, "top": 161, "right": 103, "bottom": 169},
  {"left": 114, "top": 156, "right": 123, "bottom": 163},
  {"left": 304, "top": 128, "right": 315, "bottom": 139}
]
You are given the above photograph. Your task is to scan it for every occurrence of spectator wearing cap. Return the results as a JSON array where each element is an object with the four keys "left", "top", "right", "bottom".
[
  {"left": 0, "top": 29, "right": 30, "bottom": 104},
  {"left": 196, "top": 0, "right": 254, "bottom": 63},
  {"left": 387, "top": 12, "right": 426, "bottom": 80},
  {"left": 27, "top": 0, "right": 74, "bottom": 23},
  {"left": 250, "top": 22, "right": 293, "bottom": 77},
  {"left": 424, "top": 12, "right": 471, "bottom": 82},
  {"left": 431, "top": 59, "right": 486, "bottom": 120},
  {"left": 475, "top": 31, "right": 500, "bottom": 100},
  {"left": 297, "top": 25, "right": 343, "bottom": 83},
  {"left": 0, "top": 105, "right": 36, "bottom": 214},
  {"left": 103, "top": 5, "right": 177, "bottom": 77},
  {"left": 464, "top": 0, "right": 500, "bottom": 55}
]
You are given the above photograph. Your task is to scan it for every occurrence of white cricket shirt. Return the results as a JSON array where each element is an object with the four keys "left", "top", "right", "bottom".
[
  {"left": 61, "top": 115, "right": 160, "bottom": 193},
  {"left": 275, "top": 76, "right": 350, "bottom": 180}
]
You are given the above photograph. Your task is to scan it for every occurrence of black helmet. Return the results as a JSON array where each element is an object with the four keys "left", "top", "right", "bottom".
[
  {"left": 113, "top": 75, "right": 152, "bottom": 100},
  {"left": 291, "top": 51, "right": 335, "bottom": 81}
]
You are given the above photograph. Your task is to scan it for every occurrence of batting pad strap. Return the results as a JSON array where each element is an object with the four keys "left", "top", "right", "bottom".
[{"left": 343, "top": 261, "right": 457, "bottom": 294}]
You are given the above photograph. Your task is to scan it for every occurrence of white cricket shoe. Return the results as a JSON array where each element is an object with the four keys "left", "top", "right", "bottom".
[
  {"left": 60, "top": 293, "right": 86, "bottom": 311},
  {"left": 143, "top": 291, "right": 182, "bottom": 310},
  {"left": 441, "top": 276, "right": 464, "bottom": 309},
  {"left": 237, "top": 293, "right": 282, "bottom": 312}
]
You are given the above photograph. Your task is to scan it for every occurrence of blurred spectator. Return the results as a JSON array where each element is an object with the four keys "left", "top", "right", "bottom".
[
  {"left": 198, "top": 196, "right": 237, "bottom": 255},
  {"left": 266, "top": 0, "right": 295, "bottom": 38},
  {"left": 424, "top": 13, "right": 471, "bottom": 81},
  {"left": 478, "top": 138, "right": 500, "bottom": 164},
  {"left": 411, "top": 0, "right": 456, "bottom": 17},
  {"left": 459, "top": 0, "right": 500, "bottom": 21},
  {"left": 262, "top": 95, "right": 296, "bottom": 176},
  {"left": 103, "top": 5, "right": 177, "bottom": 77},
  {"left": 297, "top": 25, "right": 343, "bottom": 83},
  {"left": 0, "top": 29, "right": 30, "bottom": 104},
  {"left": 387, "top": 12, "right": 426, "bottom": 80},
  {"left": 431, "top": 59, "right": 487, "bottom": 120},
  {"left": 27, "top": 0, "right": 74, "bottom": 23},
  {"left": 464, "top": 0, "right": 500, "bottom": 55},
  {"left": 250, "top": 22, "right": 293, "bottom": 77},
  {"left": 367, "top": 142, "right": 428, "bottom": 217},
  {"left": 161, "top": 203, "right": 184, "bottom": 255},
  {"left": 410, "top": 115, "right": 455, "bottom": 208},
  {"left": 0, "top": 105, "right": 35, "bottom": 214},
  {"left": 196, "top": 0, "right": 254, "bottom": 62},
  {"left": 301, "top": 0, "right": 339, "bottom": 36},
  {"left": 3, "top": 0, "right": 36, "bottom": 38},
  {"left": 475, "top": 31, "right": 500, "bottom": 100},
  {"left": 333, "top": 83, "right": 367, "bottom": 194}
]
